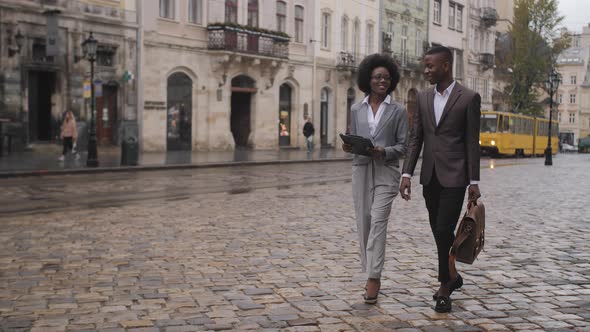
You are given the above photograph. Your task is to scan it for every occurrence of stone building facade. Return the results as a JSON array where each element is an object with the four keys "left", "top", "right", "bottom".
[
  {"left": 555, "top": 25, "right": 590, "bottom": 145},
  {"left": 465, "top": 0, "right": 497, "bottom": 111},
  {"left": 139, "top": 0, "right": 379, "bottom": 152},
  {"left": 380, "top": 0, "right": 430, "bottom": 127},
  {"left": 428, "top": 0, "right": 467, "bottom": 85},
  {"left": 0, "top": 0, "right": 139, "bottom": 149}
]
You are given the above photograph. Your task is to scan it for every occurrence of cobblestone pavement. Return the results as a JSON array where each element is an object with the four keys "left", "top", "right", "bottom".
[{"left": 0, "top": 154, "right": 589, "bottom": 331}]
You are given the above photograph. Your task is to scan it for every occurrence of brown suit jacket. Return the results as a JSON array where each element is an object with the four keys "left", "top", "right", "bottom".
[{"left": 402, "top": 82, "right": 481, "bottom": 188}]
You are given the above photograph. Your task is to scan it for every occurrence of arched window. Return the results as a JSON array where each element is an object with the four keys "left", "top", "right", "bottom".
[
  {"left": 294, "top": 5, "right": 304, "bottom": 43},
  {"left": 167, "top": 72, "right": 193, "bottom": 151},
  {"left": 248, "top": 0, "right": 259, "bottom": 27},
  {"left": 225, "top": 0, "right": 237, "bottom": 23}
]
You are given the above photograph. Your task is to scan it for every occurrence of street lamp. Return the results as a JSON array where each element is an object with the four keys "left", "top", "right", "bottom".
[
  {"left": 544, "top": 68, "right": 561, "bottom": 166},
  {"left": 82, "top": 32, "right": 99, "bottom": 167}
]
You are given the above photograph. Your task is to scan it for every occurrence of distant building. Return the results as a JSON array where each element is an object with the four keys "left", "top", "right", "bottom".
[
  {"left": 465, "top": 0, "right": 497, "bottom": 111},
  {"left": 380, "top": 0, "right": 429, "bottom": 128},
  {"left": 427, "top": 0, "right": 467, "bottom": 86},
  {"left": 0, "top": 0, "right": 139, "bottom": 149},
  {"left": 555, "top": 24, "right": 590, "bottom": 146}
]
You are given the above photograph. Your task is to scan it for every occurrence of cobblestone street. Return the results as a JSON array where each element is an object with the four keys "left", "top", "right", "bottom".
[{"left": 0, "top": 155, "right": 589, "bottom": 331}]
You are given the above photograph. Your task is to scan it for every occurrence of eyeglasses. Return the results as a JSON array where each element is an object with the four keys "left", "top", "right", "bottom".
[{"left": 371, "top": 74, "right": 392, "bottom": 82}]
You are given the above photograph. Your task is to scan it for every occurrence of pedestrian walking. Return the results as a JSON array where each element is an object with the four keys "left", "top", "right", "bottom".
[
  {"left": 399, "top": 46, "right": 482, "bottom": 313},
  {"left": 342, "top": 54, "right": 408, "bottom": 304},
  {"left": 303, "top": 117, "right": 315, "bottom": 152},
  {"left": 59, "top": 111, "right": 78, "bottom": 161}
]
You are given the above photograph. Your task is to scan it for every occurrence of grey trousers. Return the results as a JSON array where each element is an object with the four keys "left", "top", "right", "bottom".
[{"left": 352, "top": 161, "right": 400, "bottom": 279}]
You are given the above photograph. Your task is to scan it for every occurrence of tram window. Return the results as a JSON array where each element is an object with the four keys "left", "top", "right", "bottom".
[
  {"left": 503, "top": 116, "right": 510, "bottom": 133},
  {"left": 525, "top": 119, "right": 532, "bottom": 134},
  {"left": 509, "top": 118, "right": 516, "bottom": 134},
  {"left": 480, "top": 114, "right": 497, "bottom": 133}
]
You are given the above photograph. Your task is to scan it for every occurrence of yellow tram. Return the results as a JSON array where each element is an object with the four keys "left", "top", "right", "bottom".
[{"left": 479, "top": 111, "right": 559, "bottom": 157}]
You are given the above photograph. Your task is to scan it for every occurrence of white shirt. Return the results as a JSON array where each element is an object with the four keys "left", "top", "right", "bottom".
[
  {"left": 402, "top": 81, "right": 478, "bottom": 185},
  {"left": 362, "top": 94, "right": 391, "bottom": 136},
  {"left": 434, "top": 80, "right": 456, "bottom": 125}
]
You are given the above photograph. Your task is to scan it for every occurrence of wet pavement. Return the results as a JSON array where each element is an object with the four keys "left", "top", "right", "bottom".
[
  {"left": 0, "top": 144, "right": 350, "bottom": 176},
  {"left": 0, "top": 154, "right": 589, "bottom": 331}
]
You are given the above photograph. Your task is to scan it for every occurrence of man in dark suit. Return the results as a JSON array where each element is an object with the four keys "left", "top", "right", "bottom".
[{"left": 399, "top": 46, "right": 481, "bottom": 313}]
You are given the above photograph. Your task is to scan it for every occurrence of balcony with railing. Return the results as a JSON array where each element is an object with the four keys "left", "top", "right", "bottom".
[
  {"left": 207, "top": 24, "right": 290, "bottom": 59},
  {"left": 395, "top": 51, "right": 423, "bottom": 72},
  {"left": 481, "top": 7, "right": 498, "bottom": 27},
  {"left": 480, "top": 53, "right": 494, "bottom": 70},
  {"left": 336, "top": 52, "right": 358, "bottom": 72}
]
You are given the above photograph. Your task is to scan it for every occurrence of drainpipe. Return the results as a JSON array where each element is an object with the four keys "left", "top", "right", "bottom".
[{"left": 136, "top": 0, "right": 143, "bottom": 151}]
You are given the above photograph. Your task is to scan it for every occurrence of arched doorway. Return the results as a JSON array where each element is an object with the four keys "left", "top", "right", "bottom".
[
  {"left": 231, "top": 75, "right": 256, "bottom": 148},
  {"left": 96, "top": 81, "right": 119, "bottom": 145},
  {"left": 167, "top": 72, "right": 193, "bottom": 151},
  {"left": 406, "top": 88, "right": 418, "bottom": 131},
  {"left": 279, "top": 84, "right": 292, "bottom": 146},
  {"left": 320, "top": 88, "right": 330, "bottom": 146},
  {"left": 346, "top": 88, "right": 356, "bottom": 134}
]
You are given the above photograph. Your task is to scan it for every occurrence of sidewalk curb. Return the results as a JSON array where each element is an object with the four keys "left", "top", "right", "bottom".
[{"left": 0, "top": 157, "right": 353, "bottom": 178}]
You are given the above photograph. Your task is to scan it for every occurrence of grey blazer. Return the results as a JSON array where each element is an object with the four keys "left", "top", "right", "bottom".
[{"left": 349, "top": 100, "right": 409, "bottom": 166}]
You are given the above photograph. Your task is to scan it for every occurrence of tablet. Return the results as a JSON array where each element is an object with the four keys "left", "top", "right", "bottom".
[{"left": 339, "top": 133, "right": 374, "bottom": 156}]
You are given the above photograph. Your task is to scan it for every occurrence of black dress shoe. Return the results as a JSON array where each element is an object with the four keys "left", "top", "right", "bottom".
[
  {"left": 434, "top": 296, "right": 452, "bottom": 313},
  {"left": 433, "top": 274, "right": 463, "bottom": 300}
]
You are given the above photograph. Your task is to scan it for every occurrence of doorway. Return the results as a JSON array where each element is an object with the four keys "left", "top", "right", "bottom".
[
  {"left": 28, "top": 71, "right": 56, "bottom": 141},
  {"left": 320, "top": 88, "right": 330, "bottom": 147},
  {"left": 95, "top": 83, "right": 118, "bottom": 145},
  {"left": 231, "top": 75, "right": 256, "bottom": 148},
  {"left": 279, "top": 84, "right": 292, "bottom": 146},
  {"left": 167, "top": 72, "right": 193, "bottom": 151}
]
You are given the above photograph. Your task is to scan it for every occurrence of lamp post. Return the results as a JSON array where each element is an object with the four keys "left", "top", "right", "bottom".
[
  {"left": 544, "top": 68, "right": 561, "bottom": 166},
  {"left": 82, "top": 32, "right": 99, "bottom": 167}
]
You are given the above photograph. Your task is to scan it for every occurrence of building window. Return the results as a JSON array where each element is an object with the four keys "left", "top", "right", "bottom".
[
  {"left": 342, "top": 17, "right": 349, "bottom": 51},
  {"left": 225, "top": 0, "right": 237, "bottom": 23},
  {"left": 159, "top": 0, "right": 175, "bottom": 19},
  {"left": 322, "top": 12, "right": 331, "bottom": 49},
  {"left": 433, "top": 0, "right": 441, "bottom": 25},
  {"left": 483, "top": 79, "right": 490, "bottom": 102},
  {"left": 455, "top": 49, "right": 463, "bottom": 80},
  {"left": 570, "top": 94, "right": 576, "bottom": 104},
  {"left": 415, "top": 29, "right": 423, "bottom": 56},
  {"left": 276, "top": 1, "right": 286, "bottom": 32},
  {"left": 456, "top": 5, "right": 463, "bottom": 32},
  {"left": 353, "top": 20, "right": 360, "bottom": 57},
  {"left": 188, "top": 0, "right": 202, "bottom": 24},
  {"left": 559, "top": 94, "right": 563, "bottom": 104},
  {"left": 367, "top": 24, "right": 374, "bottom": 54},
  {"left": 569, "top": 112, "right": 576, "bottom": 123},
  {"left": 401, "top": 25, "right": 408, "bottom": 66},
  {"left": 248, "top": 0, "right": 258, "bottom": 27},
  {"left": 558, "top": 111, "right": 562, "bottom": 123},
  {"left": 448, "top": 3, "right": 456, "bottom": 30},
  {"left": 96, "top": 45, "right": 116, "bottom": 67},
  {"left": 295, "top": 5, "right": 304, "bottom": 43},
  {"left": 469, "top": 25, "right": 475, "bottom": 50},
  {"left": 474, "top": 27, "right": 480, "bottom": 52},
  {"left": 571, "top": 75, "right": 577, "bottom": 84}
]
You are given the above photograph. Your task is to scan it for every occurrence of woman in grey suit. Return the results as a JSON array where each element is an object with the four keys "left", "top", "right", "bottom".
[{"left": 342, "top": 54, "right": 408, "bottom": 304}]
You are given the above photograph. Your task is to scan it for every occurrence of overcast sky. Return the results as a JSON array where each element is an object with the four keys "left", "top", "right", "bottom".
[{"left": 558, "top": 0, "right": 589, "bottom": 32}]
